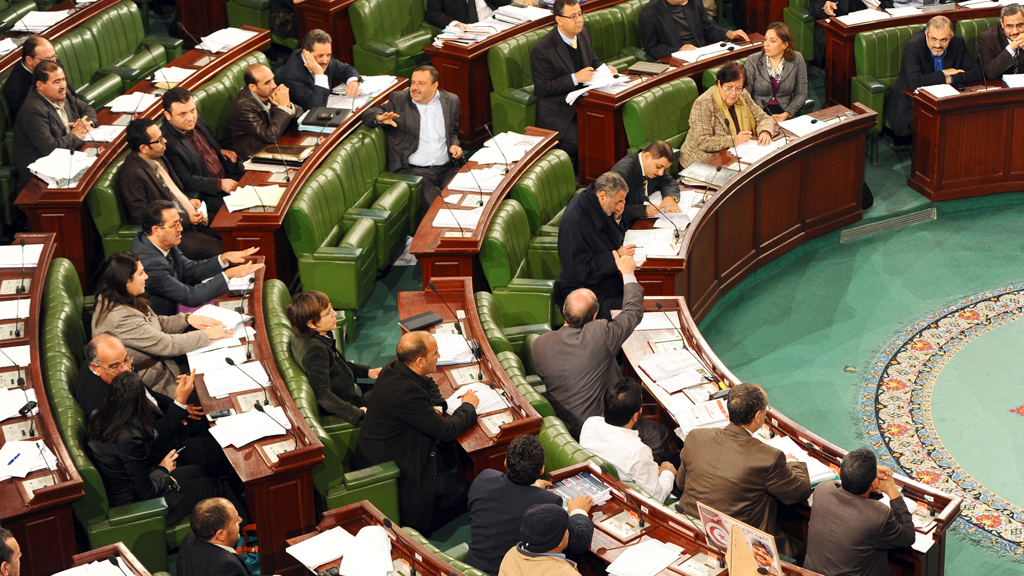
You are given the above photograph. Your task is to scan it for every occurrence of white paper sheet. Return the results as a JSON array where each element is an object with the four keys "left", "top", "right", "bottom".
[
  {"left": 0, "top": 38, "right": 18, "bottom": 56},
  {"left": 12, "top": 10, "right": 70, "bottom": 33},
  {"left": 435, "top": 333, "right": 474, "bottom": 365},
  {"left": 0, "top": 439, "right": 56, "bottom": 481},
  {"left": 886, "top": 6, "right": 923, "bottom": 15},
  {"left": 778, "top": 114, "right": 828, "bottom": 137},
  {"left": 337, "top": 526, "right": 393, "bottom": 576},
  {"left": 81, "top": 125, "right": 126, "bottom": 143},
  {"left": 447, "top": 168, "right": 505, "bottom": 192},
  {"left": 0, "top": 387, "right": 37, "bottom": 422},
  {"left": 286, "top": 526, "right": 356, "bottom": 571},
  {"left": 763, "top": 435, "right": 838, "bottom": 484},
  {"left": 224, "top": 185, "right": 286, "bottom": 212},
  {"left": 197, "top": 27, "right": 259, "bottom": 52},
  {"left": 0, "top": 299, "right": 32, "bottom": 321},
  {"left": 188, "top": 345, "right": 250, "bottom": 375},
  {"left": 918, "top": 84, "right": 961, "bottom": 98},
  {"left": 671, "top": 42, "right": 742, "bottom": 63},
  {"left": 352, "top": 75, "right": 399, "bottom": 97},
  {"left": 634, "top": 310, "right": 681, "bottom": 332},
  {"left": 207, "top": 404, "right": 291, "bottom": 447},
  {"left": 28, "top": 149, "right": 96, "bottom": 188},
  {"left": 836, "top": 8, "right": 891, "bottom": 25},
  {"left": 0, "top": 244, "right": 43, "bottom": 268},
  {"left": 201, "top": 360, "right": 269, "bottom": 399},
  {"left": 432, "top": 206, "right": 484, "bottom": 229},
  {"left": 106, "top": 92, "right": 161, "bottom": 114},
  {"left": 153, "top": 66, "right": 195, "bottom": 84},
  {"left": 191, "top": 304, "right": 250, "bottom": 333},
  {"left": 445, "top": 382, "right": 507, "bottom": 414},
  {"left": 1002, "top": 74, "right": 1024, "bottom": 88},
  {"left": 0, "top": 345, "right": 30, "bottom": 368}
]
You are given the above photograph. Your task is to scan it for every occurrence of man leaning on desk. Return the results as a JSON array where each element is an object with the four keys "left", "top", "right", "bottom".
[
  {"left": 278, "top": 28, "right": 361, "bottom": 111},
  {"left": 978, "top": 3, "right": 1024, "bottom": 80},
  {"left": 425, "top": 0, "right": 536, "bottom": 29},
  {"left": 638, "top": 0, "right": 749, "bottom": 61},
  {"left": 610, "top": 140, "right": 681, "bottom": 231}
]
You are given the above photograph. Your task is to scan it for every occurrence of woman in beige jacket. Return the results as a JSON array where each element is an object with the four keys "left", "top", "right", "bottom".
[{"left": 92, "top": 252, "right": 235, "bottom": 396}]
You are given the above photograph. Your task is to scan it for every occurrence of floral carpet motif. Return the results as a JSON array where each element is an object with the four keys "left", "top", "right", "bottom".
[{"left": 862, "top": 283, "right": 1024, "bottom": 557}]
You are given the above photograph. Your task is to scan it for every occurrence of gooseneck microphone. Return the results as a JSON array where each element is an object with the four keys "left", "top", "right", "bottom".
[
  {"left": 0, "top": 347, "right": 25, "bottom": 388},
  {"left": 176, "top": 22, "right": 207, "bottom": 52},
  {"left": 108, "top": 555, "right": 132, "bottom": 576},
  {"left": 653, "top": 301, "right": 686, "bottom": 344},
  {"left": 271, "top": 140, "right": 292, "bottom": 183},
  {"left": 427, "top": 282, "right": 463, "bottom": 335},
  {"left": 16, "top": 238, "right": 27, "bottom": 294},
  {"left": 439, "top": 193, "right": 466, "bottom": 237},
  {"left": 225, "top": 357, "right": 269, "bottom": 405},
  {"left": 599, "top": 464, "right": 645, "bottom": 529},
  {"left": 645, "top": 194, "right": 682, "bottom": 243},
  {"left": 253, "top": 402, "right": 299, "bottom": 451},
  {"left": 36, "top": 440, "right": 57, "bottom": 485},
  {"left": 382, "top": 518, "right": 417, "bottom": 576},
  {"left": 462, "top": 156, "right": 485, "bottom": 206},
  {"left": 483, "top": 124, "right": 511, "bottom": 174},
  {"left": 722, "top": 118, "right": 742, "bottom": 170},
  {"left": 427, "top": 282, "right": 481, "bottom": 379}
]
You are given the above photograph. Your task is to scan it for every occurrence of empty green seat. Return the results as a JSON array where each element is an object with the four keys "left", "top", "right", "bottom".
[
  {"left": 956, "top": 17, "right": 999, "bottom": 59},
  {"left": 86, "top": 152, "right": 138, "bottom": 258},
  {"left": 621, "top": 77, "right": 698, "bottom": 172},
  {"left": 583, "top": 6, "right": 642, "bottom": 71},
  {"left": 615, "top": 0, "right": 650, "bottom": 63},
  {"left": 783, "top": 0, "right": 814, "bottom": 61},
  {"left": 402, "top": 527, "right": 489, "bottom": 576},
  {"left": 349, "top": 0, "right": 436, "bottom": 77},
  {"left": 509, "top": 148, "right": 578, "bottom": 238},
  {"left": 852, "top": 24, "right": 919, "bottom": 164},
  {"left": 0, "top": 0, "right": 35, "bottom": 35},
  {"left": 475, "top": 290, "right": 550, "bottom": 357},
  {"left": 488, "top": 29, "right": 546, "bottom": 134}
]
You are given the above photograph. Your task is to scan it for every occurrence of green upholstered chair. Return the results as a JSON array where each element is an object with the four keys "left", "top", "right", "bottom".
[
  {"left": 192, "top": 51, "right": 271, "bottom": 139},
  {"left": 852, "top": 24, "right": 919, "bottom": 164},
  {"left": 0, "top": 0, "right": 36, "bottom": 34},
  {"left": 537, "top": 416, "right": 612, "bottom": 475},
  {"left": 402, "top": 527, "right": 490, "bottom": 576},
  {"left": 956, "top": 17, "right": 999, "bottom": 58},
  {"left": 349, "top": 0, "right": 436, "bottom": 77},
  {"left": 226, "top": 0, "right": 300, "bottom": 51},
  {"left": 615, "top": 0, "right": 650, "bottom": 63},
  {"left": 488, "top": 29, "right": 546, "bottom": 134},
  {"left": 621, "top": 77, "right": 699, "bottom": 172},
  {"left": 475, "top": 290, "right": 550, "bottom": 358},
  {"left": 783, "top": 0, "right": 815, "bottom": 61},
  {"left": 496, "top": 350, "right": 554, "bottom": 417},
  {"left": 583, "top": 6, "right": 642, "bottom": 71},
  {"left": 701, "top": 60, "right": 815, "bottom": 116},
  {"left": 42, "top": 258, "right": 189, "bottom": 573},
  {"left": 86, "top": 152, "right": 139, "bottom": 258},
  {"left": 263, "top": 279, "right": 401, "bottom": 519},
  {"left": 509, "top": 149, "right": 579, "bottom": 240}
]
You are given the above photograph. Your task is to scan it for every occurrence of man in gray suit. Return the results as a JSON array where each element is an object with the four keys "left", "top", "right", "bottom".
[
  {"left": 361, "top": 65, "right": 461, "bottom": 211},
  {"left": 12, "top": 60, "right": 95, "bottom": 191},
  {"left": 675, "top": 383, "right": 811, "bottom": 560},
  {"left": 533, "top": 252, "right": 673, "bottom": 460},
  {"left": 804, "top": 449, "right": 916, "bottom": 576}
]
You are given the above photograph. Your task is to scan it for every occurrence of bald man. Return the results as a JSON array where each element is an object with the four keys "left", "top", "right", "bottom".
[
  {"left": 355, "top": 332, "right": 479, "bottom": 535},
  {"left": 221, "top": 64, "right": 303, "bottom": 160},
  {"left": 178, "top": 498, "right": 257, "bottom": 576},
  {"left": 5, "top": 35, "right": 78, "bottom": 119}
]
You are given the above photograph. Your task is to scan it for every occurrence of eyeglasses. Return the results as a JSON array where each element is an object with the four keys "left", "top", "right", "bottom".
[
  {"left": 1004, "top": 22, "right": 1024, "bottom": 31},
  {"left": 720, "top": 84, "right": 743, "bottom": 94},
  {"left": 147, "top": 136, "right": 167, "bottom": 145},
  {"left": 926, "top": 34, "right": 952, "bottom": 45},
  {"left": 157, "top": 219, "right": 183, "bottom": 229},
  {"left": 556, "top": 11, "right": 584, "bottom": 20},
  {"left": 98, "top": 357, "right": 133, "bottom": 372}
]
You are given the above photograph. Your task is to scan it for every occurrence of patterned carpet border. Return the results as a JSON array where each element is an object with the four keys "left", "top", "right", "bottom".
[{"left": 861, "top": 283, "right": 1024, "bottom": 557}]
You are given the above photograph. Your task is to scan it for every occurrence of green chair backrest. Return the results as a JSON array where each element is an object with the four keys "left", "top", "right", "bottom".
[
  {"left": 474, "top": 291, "right": 512, "bottom": 354},
  {"left": 537, "top": 416, "right": 612, "bottom": 475},
  {"left": 584, "top": 7, "right": 628, "bottom": 63},
  {"left": 956, "top": 17, "right": 999, "bottom": 58},
  {"left": 350, "top": 0, "right": 427, "bottom": 45},
  {"left": 615, "top": 0, "right": 645, "bottom": 54},
  {"left": 334, "top": 127, "right": 389, "bottom": 211},
  {"left": 51, "top": 27, "right": 103, "bottom": 91},
  {"left": 193, "top": 51, "right": 270, "bottom": 139},
  {"left": 479, "top": 199, "right": 533, "bottom": 290},
  {"left": 854, "top": 25, "right": 921, "bottom": 90},
  {"left": 488, "top": 29, "right": 548, "bottom": 93},
  {"left": 86, "top": 152, "right": 130, "bottom": 238},
  {"left": 509, "top": 149, "right": 576, "bottom": 235},
  {"left": 622, "top": 76, "right": 699, "bottom": 151},
  {"left": 81, "top": 1, "right": 147, "bottom": 69}
]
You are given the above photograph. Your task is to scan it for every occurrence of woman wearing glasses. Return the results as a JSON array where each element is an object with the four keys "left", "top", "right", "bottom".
[
  {"left": 92, "top": 252, "right": 235, "bottom": 396},
  {"left": 678, "top": 62, "right": 776, "bottom": 169}
]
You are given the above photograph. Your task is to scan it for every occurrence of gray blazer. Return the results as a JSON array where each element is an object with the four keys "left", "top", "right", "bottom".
[
  {"left": 743, "top": 53, "right": 808, "bottom": 118},
  {"left": 12, "top": 87, "right": 97, "bottom": 190},
  {"left": 92, "top": 299, "right": 208, "bottom": 397}
]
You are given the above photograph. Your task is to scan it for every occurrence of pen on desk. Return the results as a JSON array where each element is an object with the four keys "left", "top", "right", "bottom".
[{"left": 7, "top": 453, "right": 20, "bottom": 466}]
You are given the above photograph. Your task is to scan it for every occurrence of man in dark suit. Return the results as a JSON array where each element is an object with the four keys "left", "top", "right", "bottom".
[
  {"left": 12, "top": 61, "right": 95, "bottom": 191},
  {"left": 638, "top": 0, "right": 749, "bottom": 62},
  {"left": 4, "top": 35, "right": 79, "bottom": 120},
  {"left": 120, "top": 118, "right": 224, "bottom": 260},
  {"left": 424, "top": 0, "right": 526, "bottom": 28},
  {"left": 162, "top": 87, "right": 242, "bottom": 220},
  {"left": 466, "top": 435, "right": 595, "bottom": 576},
  {"left": 885, "top": 16, "right": 982, "bottom": 136},
  {"left": 177, "top": 498, "right": 253, "bottom": 576},
  {"left": 809, "top": 0, "right": 867, "bottom": 67},
  {"left": 355, "top": 331, "right": 479, "bottom": 535},
  {"left": 804, "top": 449, "right": 916, "bottom": 576},
  {"left": 978, "top": 4, "right": 1024, "bottom": 79},
  {"left": 0, "top": 528, "right": 21, "bottom": 576},
  {"left": 675, "top": 383, "right": 812, "bottom": 560},
  {"left": 552, "top": 172, "right": 632, "bottom": 319},
  {"left": 131, "top": 200, "right": 263, "bottom": 316},
  {"left": 531, "top": 0, "right": 613, "bottom": 166},
  {"left": 361, "top": 65, "right": 462, "bottom": 209},
  {"left": 222, "top": 64, "right": 303, "bottom": 160},
  {"left": 278, "top": 29, "right": 361, "bottom": 111},
  {"left": 609, "top": 140, "right": 682, "bottom": 230}
]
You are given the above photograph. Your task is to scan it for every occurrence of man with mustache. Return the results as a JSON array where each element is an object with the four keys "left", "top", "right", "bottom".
[
  {"left": 12, "top": 60, "right": 95, "bottom": 191},
  {"left": 978, "top": 3, "right": 1024, "bottom": 79}
]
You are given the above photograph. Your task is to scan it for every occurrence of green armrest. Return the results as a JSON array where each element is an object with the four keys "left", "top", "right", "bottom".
[
  {"left": 362, "top": 39, "right": 398, "bottom": 58},
  {"left": 344, "top": 460, "right": 400, "bottom": 489},
  {"left": 499, "top": 87, "right": 537, "bottom": 106},
  {"left": 492, "top": 283, "right": 553, "bottom": 326},
  {"left": 144, "top": 35, "right": 185, "bottom": 59},
  {"left": 505, "top": 279, "right": 555, "bottom": 292},
  {"left": 231, "top": 0, "right": 268, "bottom": 7},
  {"left": 117, "top": 226, "right": 142, "bottom": 238},
  {"left": 852, "top": 74, "right": 885, "bottom": 95},
  {"left": 391, "top": 29, "right": 433, "bottom": 57},
  {"left": 311, "top": 247, "right": 369, "bottom": 262},
  {"left": 97, "top": 65, "right": 144, "bottom": 83},
  {"left": 107, "top": 497, "right": 169, "bottom": 526},
  {"left": 446, "top": 543, "right": 470, "bottom": 561},
  {"left": 346, "top": 207, "right": 393, "bottom": 221}
]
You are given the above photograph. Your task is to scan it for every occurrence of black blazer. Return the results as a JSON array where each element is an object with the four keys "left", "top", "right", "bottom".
[
  {"left": 177, "top": 532, "right": 253, "bottom": 576},
  {"left": 885, "top": 29, "right": 982, "bottom": 135},
  {"left": 162, "top": 115, "right": 243, "bottom": 198},
  {"left": 355, "top": 357, "right": 477, "bottom": 533},
  {"left": 221, "top": 88, "right": 303, "bottom": 160},
  {"left": 424, "top": 0, "right": 510, "bottom": 27},
  {"left": 3, "top": 59, "right": 80, "bottom": 120},
  {"left": 117, "top": 151, "right": 190, "bottom": 226},
  {"left": 610, "top": 150, "right": 680, "bottom": 230},
  {"left": 290, "top": 333, "right": 369, "bottom": 425},
  {"left": 554, "top": 185, "right": 626, "bottom": 316},
  {"left": 465, "top": 469, "right": 595, "bottom": 576},
  {"left": 530, "top": 27, "right": 602, "bottom": 140},
  {"left": 12, "top": 87, "right": 97, "bottom": 191},
  {"left": 277, "top": 48, "right": 361, "bottom": 112},
  {"left": 130, "top": 231, "right": 228, "bottom": 316},
  {"left": 72, "top": 360, "right": 186, "bottom": 429},
  {"left": 809, "top": 0, "right": 867, "bottom": 65},
  {"left": 639, "top": 0, "right": 729, "bottom": 61},
  {"left": 977, "top": 24, "right": 1019, "bottom": 80},
  {"left": 361, "top": 89, "right": 461, "bottom": 172},
  {"left": 88, "top": 425, "right": 174, "bottom": 508}
]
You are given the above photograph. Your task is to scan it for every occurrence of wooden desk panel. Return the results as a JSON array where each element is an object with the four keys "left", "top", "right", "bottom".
[
  {"left": 294, "top": 0, "right": 361, "bottom": 65},
  {"left": 733, "top": 0, "right": 789, "bottom": 35},
  {"left": 72, "top": 543, "right": 151, "bottom": 576},
  {"left": 14, "top": 27, "right": 270, "bottom": 284},
  {"left": 908, "top": 84, "right": 1024, "bottom": 201},
  {"left": 575, "top": 36, "right": 764, "bottom": 185},
  {"left": 175, "top": 0, "right": 229, "bottom": 46}
]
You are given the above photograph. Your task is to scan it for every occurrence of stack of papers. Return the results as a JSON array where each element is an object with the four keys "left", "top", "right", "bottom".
[
  {"left": 0, "top": 387, "right": 37, "bottom": 422},
  {"left": 550, "top": 471, "right": 613, "bottom": 506},
  {"left": 733, "top": 138, "right": 786, "bottom": 163},
  {"left": 197, "top": 27, "right": 259, "bottom": 52},
  {"left": 671, "top": 398, "right": 729, "bottom": 436},
  {"left": 494, "top": 4, "right": 551, "bottom": 23},
  {"left": 28, "top": 149, "right": 96, "bottom": 188},
  {"left": 638, "top": 350, "right": 708, "bottom": 383},
  {"left": 607, "top": 538, "right": 681, "bottom": 576},
  {"left": 106, "top": 92, "right": 161, "bottom": 114},
  {"left": 653, "top": 211, "right": 690, "bottom": 231},
  {"left": 153, "top": 66, "right": 195, "bottom": 85},
  {"left": 0, "top": 244, "right": 43, "bottom": 268},
  {"left": 836, "top": 8, "right": 891, "bottom": 25},
  {"left": 672, "top": 42, "right": 739, "bottom": 63},
  {"left": 326, "top": 94, "right": 371, "bottom": 110},
  {"left": 565, "top": 64, "right": 630, "bottom": 105},
  {"left": 0, "top": 439, "right": 57, "bottom": 481},
  {"left": 286, "top": 526, "right": 356, "bottom": 571},
  {"left": 886, "top": 6, "right": 923, "bottom": 15},
  {"left": 52, "top": 559, "right": 124, "bottom": 576},
  {"left": 224, "top": 185, "right": 286, "bottom": 212},
  {"left": 624, "top": 228, "right": 678, "bottom": 264},
  {"left": 82, "top": 125, "right": 126, "bottom": 143},
  {"left": 0, "top": 38, "right": 19, "bottom": 56},
  {"left": 12, "top": 10, "right": 70, "bottom": 33},
  {"left": 447, "top": 167, "right": 505, "bottom": 192},
  {"left": 338, "top": 526, "right": 393, "bottom": 576},
  {"left": 192, "top": 304, "right": 250, "bottom": 333},
  {"left": 351, "top": 75, "right": 399, "bottom": 97},
  {"left": 201, "top": 360, "right": 269, "bottom": 398},
  {"left": 187, "top": 344, "right": 250, "bottom": 375},
  {"left": 445, "top": 382, "right": 507, "bottom": 414},
  {"left": 432, "top": 20, "right": 514, "bottom": 47},
  {"left": 1003, "top": 74, "right": 1024, "bottom": 88},
  {"left": 0, "top": 299, "right": 32, "bottom": 321},
  {"left": 634, "top": 311, "right": 681, "bottom": 332},
  {"left": 242, "top": 159, "right": 290, "bottom": 173},
  {"left": 435, "top": 332, "right": 474, "bottom": 365},
  {"left": 432, "top": 206, "right": 484, "bottom": 229},
  {"left": 208, "top": 404, "right": 291, "bottom": 447},
  {"left": 918, "top": 84, "right": 961, "bottom": 98},
  {"left": 762, "top": 435, "right": 838, "bottom": 485},
  {"left": 778, "top": 115, "right": 827, "bottom": 137},
  {"left": 229, "top": 272, "right": 257, "bottom": 291}
]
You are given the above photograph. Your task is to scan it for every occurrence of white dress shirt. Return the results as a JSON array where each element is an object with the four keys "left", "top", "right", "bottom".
[
  {"left": 407, "top": 90, "right": 450, "bottom": 167},
  {"left": 580, "top": 416, "right": 675, "bottom": 502}
]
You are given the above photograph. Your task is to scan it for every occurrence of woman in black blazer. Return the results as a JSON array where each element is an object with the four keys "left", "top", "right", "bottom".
[
  {"left": 743, "top": 22, "right": 808, "bottom": 122},
  {"left": 87, "top": 372, "right": 222, "bottom": 524}
]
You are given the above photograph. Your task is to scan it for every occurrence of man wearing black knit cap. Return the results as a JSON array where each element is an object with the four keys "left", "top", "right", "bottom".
[{"left": 498, "top": 503, "right": 580, "bottom": 576}]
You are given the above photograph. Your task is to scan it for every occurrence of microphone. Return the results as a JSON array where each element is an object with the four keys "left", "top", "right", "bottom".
[
  {"left": 483, "top": 124, "right": 511, "bottom": 174},
  {"left": 598, "top": 464, "right": 646, "bottom": 528},
  {"left": 18, "top": 401, "right": 35, "bottom": 417},
  {"left": 802, "top": 440, "right": 840, "bottom": 465},
  {"left": 107, "top": 555, "right": 132, "bottom": 576},
  {"left": 241, "top": 320, "right": 255, "bottom": 361},
  {"left": 142, "top": 43, "right": 159, "bottom": 82},
  {"left": 13, "top": 244, "right": 24, "bottom": 335},
  {"left": 427, "top": 282, "right": 480, "bottom": 379},
  {"left": 427, "top": 282, "right": 465, "bottom": 336},
  {"left": 439, "top": 193, "right": 466, "bottom": 237},
  {"left": 653, "top": 301, "right": 687, "bottom": 344},
  {"left": 488, "top": 382, "right": 518, "bottom": 415},
  {"left": 645, "top": 194, "right": 682, "bottom": 243},
  {"left": 272, "top": 140, "right": 292, "bottom": 183},
  {"left": 253, "top": 402, "right": 300, "bottom": 451},
  {"left": 722, "top": 118, "right": 742, "bottom": 170},
  {"left": 35, "top": 440, "right": 57, "bottom": 485},
  {"left": 224, "top": 357, "right": 269, "bottom": 405},
  {"left": 176, "top": 22, "right": 208, "bottom": 52},
  {"left": 462, "top": 156, "right": 485, "bottom": 206},
  {"left": 763, "top": 104, "right": 789, "bottom": 146},
  {"left": 382, "top": 518, "right": 417, "bottom": 576},
  {"left": 0, "top": 347, "right": 25, "bottom": 388},
  {"left": 16, "top": 238, "right": 27, "bottom": 294},
  {"left": 235, "top": 276, "right": 256, "bottom": 316}
]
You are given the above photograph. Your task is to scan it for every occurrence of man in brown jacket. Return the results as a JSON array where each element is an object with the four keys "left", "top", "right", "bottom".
[
  {"left": 675, "top": 383, "right": 811, "bottom": 560},
  {"left": 977, "top": 3, "right": 1023, "bottom": 79},
  {"left": 498, "top": 504, "right": 580, "bottom": 576},
  {"left": 221, "top": 64, "right": 303, "bottom": 160}
]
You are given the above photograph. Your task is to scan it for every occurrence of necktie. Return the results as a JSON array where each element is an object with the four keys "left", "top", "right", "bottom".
[
  {"left": 571, "top": 37, "right": 578, "bottom": 49},
  {"left": 154, "top": 161, "right": 201, "bottom": 222},
  {"left": 1014, "top": 48, "right": 1020, "bottom": 75}
]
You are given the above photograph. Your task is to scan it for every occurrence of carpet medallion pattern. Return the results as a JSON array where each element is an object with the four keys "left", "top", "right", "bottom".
[{"left": 862, "top": 284, "right": 1024, "bottom": 557}]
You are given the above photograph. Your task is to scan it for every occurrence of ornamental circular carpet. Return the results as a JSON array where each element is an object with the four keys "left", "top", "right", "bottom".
[{"left": 862, "top": 283, "right": 1024, "bottom": 557}]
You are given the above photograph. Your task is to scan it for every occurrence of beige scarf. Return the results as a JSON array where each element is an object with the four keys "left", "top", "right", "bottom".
[{"left": 712, "top": 86, "right": 756, "bottom": 136}]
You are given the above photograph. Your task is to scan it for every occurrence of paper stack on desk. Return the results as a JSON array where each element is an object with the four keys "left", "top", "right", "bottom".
[
  {"left": 197, "top": 27, "right": 259, "bottom": 52},
  {"left": 338, "top": 526, "right": 393, "bottom": 576},
  {"left": 0, "top": 345, "right": 30, "bottom": 368},
  {"left": 565, "top": 64, "right": 628, "bottom": 105},
  {"left": 187, "top": 345, "right": 249, "bottom": 375},
  {"left": 0, "top": 243, "right": 43, "bottom": 268},
  {"left": 918, "top": 84, "right": 960, "bottom": 99},
  {"left": 28, "top": 149, "right": 96, "bottom": 188},
  {"left": 1003, "top": 74, "right": 1024, "bottom": 88},
  {"left": 0, "top": 298, "right": 31, "bottom": 321},
  {"left": 326, "top": 94, "right": 371, "bottom": 110},
  {"left": 672, "top": 42, "right": 735, "bottom": 63},
  {"left": 494, "top": 4, "right": 551, "bottom": 23},
  {"left": 191, "top": 304, "right": 250, "bottom": 333},
  {"left": 224, "top": 185, "right": 286, "bottom": 212},
  {"left": 153, "top": 66, "right": 195, "bottom": 86},
  {"left": 82, "top": 125, "right": 126, "bottom": 143},
  {"left": 0, "top": 38, "right": 18, "bottom": 56},
  {"left": 624, "top": 228, "right": 678, "bottom": 264},
  {"left": 228, "top": 272, "right": 257, "bottom": 291},
  {"left": 733, "top": 138, "right": 786, "bottom": 163},
  {"left": 0, "top": 387, "right": 37, "bottom": 422},
  {"left": 201, "top": 360, "right": 269, "bottom": 398},
  {"left": 435, "top": 332, "right": 475, "bottom": 365},
  {"left": 672, "top": 398, "right": 729, "bottom": 437},
  {"left": 445, "top": 382, "right": 506, "bottom": 414},
  {"left": 286, "top": 526, "right": 356, "bottom": 571},
  {"left": 607, "top": 538, "right": 681, "bottom": 576},
  {"left": 12, "top": 10, "right": 70, "bottom": 33},
  {"left": 447, "top": 167, "right": 505, "bottom": 193},
  {"left": 351, "top": 75, "right": 398, "bottom": 97},
  {"left": 106, "top": 92, "right": 161, "bottom": 114},
  {"left": 762, "top": 435, "right": 838, "bottom": 485},
  {"left": 0, "top": 439, "right": 57, "bottom": 481},
  {"left": 208, "top": 404, "right": 291, "bottom": 448},
  {"left": 432, "top": 206, "right": 484, "bottom": 229},
  {"left": 836, "top": 8, "right": 891, "bottom": 25},
  {"left": 52, "top": 559, "right": 125, "bottom": 576}
]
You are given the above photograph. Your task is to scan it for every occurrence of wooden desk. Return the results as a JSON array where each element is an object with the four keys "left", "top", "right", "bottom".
[
  {"left": 14, "top": 27, "right": 270, "bottom": 284},
  {"left": 286, "top": 501, "right": 467, "bottom": 576},
  {"left": 70, "top": 542, "right": 151, "bottom": 576},
  {"left": 294, "top": 0, "right": 361, "bottom": 66},
  {"left": 0, "top": 0, "right": 121, "bottom": 75},
  {"left": 193, "top": 257, "right": 325, "bottom": 576},
  {"left": 547, "top": 462, "right": 819, "bottom": 575},
  {"left": 908, "top": 83, "right": 1024, "bottom": 201},
  {"left": 212, "top": 77, "right": 407, "bottom": 283},
  {"left": 0, "top": 233, "right": 85, "bottom": 576},
  {"left": 175, "top": 0, "right": 229, "bottom": 46},
  {"left": 423, "top": 0, "right": 627, "bottom": 149},
  {"left": 410, "top": 126, "right": 557, "bottom": 290},
  {"left": 396, "top": 277, "right": 542, "bottom": 481},
  {"left": 733, "top": 0, "right": 789, "bottom": 35},
  {"left": 619, "top": 298, "right": 962, "bottom": 576},
  {"left": 820, "top": 4, "right": 999, "bottom": 107},
  {"left": 576, "top": 36, "right": 765, "bottom": 186}
]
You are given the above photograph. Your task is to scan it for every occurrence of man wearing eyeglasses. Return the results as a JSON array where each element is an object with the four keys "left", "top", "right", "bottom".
[
  {"left": 885, "top": 15, "right": 981, "bottom": 137},
  {"left": 530, "top": 0, "right": 615, "bottom": 168},
  {"left": 978, "top": 3, "right": 1024, "bottom": 79},
  {"left": 4, "top": 35, "right": 78, "bottom": 119},
  {"left": 639, "top": 0, "right": 749, "bottom": 61},
  {"left": 120, "top": 118, "right": 224, "bottom": 260}
]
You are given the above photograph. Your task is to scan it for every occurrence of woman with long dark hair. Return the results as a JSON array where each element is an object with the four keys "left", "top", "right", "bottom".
[
  {"left": 87, "top": 372, "right": 222, "bottom": 523},
  {"left": 92, "top": 252, "right": 234, "bottom": 396},
  {"left": 744, "top": 22, "right": 808, "bottom": 122}
]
